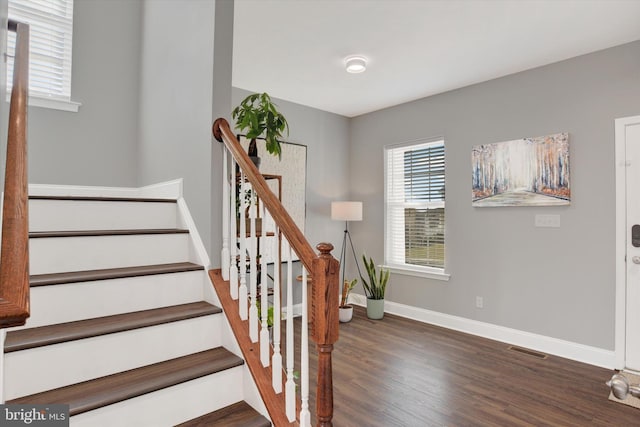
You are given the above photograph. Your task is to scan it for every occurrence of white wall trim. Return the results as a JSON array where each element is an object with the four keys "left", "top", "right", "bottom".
[
  {"left": 281, "top": 303, "right": 303, "bottom": 318},
  {"left": 350, "top": 294, "right": 615, "bottom": 369},
  {"left": 177, "top": 198, "right": 211, "bottom": 268},
  {"left": 28, "top": 179, "right": 182, "bottom": 200},
  {"left": 5, "top": 96, "right": 82, "bottom": 113},
  {"left": 139, "top": 179, "right": 183, "bottom": 199},
  {"left": 614, "top": 115, "right": 640, "bottom": 370}
]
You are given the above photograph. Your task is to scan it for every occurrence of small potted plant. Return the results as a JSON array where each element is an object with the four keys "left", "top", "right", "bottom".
[
  {"left": 360, "top": 255, "right": 390, "bottom": 320},
  {"left": 339, "top": 278, "right": 357, "bottom": 323},
  {"left": 232, "top": 92, "right": 289, "bottom": 162},
  {"left": 256, "top": 299, "right": 275, "bottom": 341}
]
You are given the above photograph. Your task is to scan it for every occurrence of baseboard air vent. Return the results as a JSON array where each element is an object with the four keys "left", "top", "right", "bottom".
[{"left": 508, "top": 346, "right": 548, "bottom": 359}]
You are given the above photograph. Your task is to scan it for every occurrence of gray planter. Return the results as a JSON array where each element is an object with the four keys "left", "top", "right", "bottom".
[{"left": 366, "top": 298, "right": 385, "bottom": 320}]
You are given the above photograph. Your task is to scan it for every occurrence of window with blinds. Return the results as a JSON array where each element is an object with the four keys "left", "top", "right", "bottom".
[
  {"left": 385, "top": 139, "right": 445, "bottom": 272},
  {"left": 7, "top": 0, "right": 75, "bottom": 103}
]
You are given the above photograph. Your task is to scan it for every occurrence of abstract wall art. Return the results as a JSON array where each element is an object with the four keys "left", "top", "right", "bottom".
[{"left": 472, "top": 133, "right": 570, "bottom": 207}]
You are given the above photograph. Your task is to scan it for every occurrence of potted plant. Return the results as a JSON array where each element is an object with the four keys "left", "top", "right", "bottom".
[
  {"left": 339, "top": 278, "right": 357, "bottom": 323},
  {"left": 256, "top": 299, "right": 275, "bottom": 341},
  {"left": 232, "top": 92, "right": 289, "bottom": 162},
  {"left": 360, "top": 255, "right": 390, "bottom": 320}
]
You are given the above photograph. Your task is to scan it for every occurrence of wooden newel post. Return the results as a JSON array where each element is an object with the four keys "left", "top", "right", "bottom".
[{"left": 310, "top": 242, "right": 339, "bottom": 427}]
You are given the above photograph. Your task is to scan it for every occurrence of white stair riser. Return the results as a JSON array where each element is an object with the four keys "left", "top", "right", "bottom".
[
  {"left": 15, "top": 271, "right": 205, "bottom": 329},
  {"left": 29, "top": 200, "right": 178, "bottom": 232},
  {"left": 30, "top": 234, "right": 191, "bottom": 275},
  {"left": 5, "top": 315, "right": 222, "bottom": 400},
  {"left": 69, "top": 367, "right": 244, "bottom": 427}
]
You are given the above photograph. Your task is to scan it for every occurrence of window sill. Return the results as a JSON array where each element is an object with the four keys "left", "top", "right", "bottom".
[
  {"left": 383, "top": 264, "right": 450, "bottom": 281},
  {"left": 6, "top": 95, "right": 81, "bottom": 112}
]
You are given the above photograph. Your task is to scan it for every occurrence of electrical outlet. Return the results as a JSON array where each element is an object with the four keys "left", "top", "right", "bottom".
[{"left": 476, "top": 296, "right": 484, "bottom": 308}]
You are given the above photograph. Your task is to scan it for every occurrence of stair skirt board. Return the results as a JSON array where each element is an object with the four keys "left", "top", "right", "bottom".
[
  {"left": 29, "top": 198, "right": 179, "bottom": 232},
  {"left": 5, "top": 314, "right": 222, "bottom": 400},
  {"left": 29, "top": 233, "right": 192, "bottom": 275},
  {"left": 69, "top": 368, "right": 244, "bottom": 427},
  {"left": 21, "top": 270, "right": 206, "bottom": 329}
]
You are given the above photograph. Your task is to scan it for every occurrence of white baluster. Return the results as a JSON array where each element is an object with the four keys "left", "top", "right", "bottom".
[
  {"left": 229, "top": 157, "right": 238, "bottom": 300},
  {"left": 272, "top": 225, "right": 282, "bottom": 393},
  {"left": 260, "top": 201, "right": 270, "bottom": 366},
  {"left": 299, "top": 266, "right": 311, "bottom": 426},
  {"left": 285, "top": 240, "right": 296, "bottom": 422},
  {"left": 221, "top": 148, "right": 230, "bottom": 281},
  {"left": 238, "top": 173, "right": 248, "bottom": 320},
  {"left": 249, "top": 190, "right": 258, "bottom": 342}
]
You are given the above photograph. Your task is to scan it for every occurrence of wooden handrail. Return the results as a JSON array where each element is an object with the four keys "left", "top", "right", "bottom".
[
  {"left": 213, "top": 117, "right": 340, "bottom": 426},
  {"left": 0, "top": 19, "right": 30, "bottom": 328},
  {"left": 213, "top": 118, "right": 316, "bottom": 273}
]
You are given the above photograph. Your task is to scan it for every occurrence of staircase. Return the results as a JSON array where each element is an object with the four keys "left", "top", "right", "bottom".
[{"left": 2, "top": 184, "right": 270, "bottom": 426}]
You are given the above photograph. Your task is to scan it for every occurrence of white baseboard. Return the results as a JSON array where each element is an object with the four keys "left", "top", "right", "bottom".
[
  {"left": 28, "top": 179, "right": 182, "bottom": 200},
  {"left": 350, "top": 294, "right": 615, "bottom": 369},
  {"left": 281, "top": 303, "right": 303, "bottom": 318}
]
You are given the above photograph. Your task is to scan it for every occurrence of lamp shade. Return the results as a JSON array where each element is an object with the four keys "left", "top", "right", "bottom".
[{"left": 331, "top": 201, "right": 363, "bottom": 221}]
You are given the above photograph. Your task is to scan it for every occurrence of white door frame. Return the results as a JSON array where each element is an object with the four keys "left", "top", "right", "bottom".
[{"left": 615, "top": 114, "right": 640, "bottom": 370}]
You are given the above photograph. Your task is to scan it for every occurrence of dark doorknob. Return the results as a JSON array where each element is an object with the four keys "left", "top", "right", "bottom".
[{"left": 633, "top": 224, "right": 640, "bottom": 247}]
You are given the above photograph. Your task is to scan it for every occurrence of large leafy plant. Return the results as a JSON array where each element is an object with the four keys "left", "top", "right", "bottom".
[
  {"left": 232, "top": 92, "right": 289, "bottom": 157},
  {"left": 360, "top": 255, "right": 390, "bottom": 300}
]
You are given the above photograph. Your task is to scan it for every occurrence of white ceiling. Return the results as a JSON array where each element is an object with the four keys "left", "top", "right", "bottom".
[{"left": 233, "top": 0, "right": 640, "bottom": 118}]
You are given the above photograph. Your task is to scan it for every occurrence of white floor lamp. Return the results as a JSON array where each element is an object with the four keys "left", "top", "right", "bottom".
[{"left": 331, "top": 201, "right": 363, "bottom": 285}]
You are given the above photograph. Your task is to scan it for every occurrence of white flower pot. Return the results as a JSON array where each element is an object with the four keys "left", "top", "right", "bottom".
[{"left": 339, "top": 305, "right": 354, "bottom": 323}]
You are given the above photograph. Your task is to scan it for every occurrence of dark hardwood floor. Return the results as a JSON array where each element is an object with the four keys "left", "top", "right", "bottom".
[{"left": 293, "top": 306, "right": 639, "bottom": 426}]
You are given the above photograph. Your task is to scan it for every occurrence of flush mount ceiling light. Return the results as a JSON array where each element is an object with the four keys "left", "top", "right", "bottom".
[{"left": 344, "top": 55, "right": 367, "bottom": 73}]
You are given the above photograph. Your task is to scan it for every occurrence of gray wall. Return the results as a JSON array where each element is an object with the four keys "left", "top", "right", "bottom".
[
  {"left": 210, "top": 0, "right": 234, "bottom": 268},
  {"left": 137, "top": 0, "right": 218, "bottom": 255},
  {"left": 232, "top": 88, "right": 351, "bottom": 262},
  {"left": 349, "top": 41, "right": 640, "bottom": 350},
  {"left": 28, "top": 0, "right": 141, "bottom": 186},
  {"left": 22, "top": 0, "right": 227, "bottom": 262}
]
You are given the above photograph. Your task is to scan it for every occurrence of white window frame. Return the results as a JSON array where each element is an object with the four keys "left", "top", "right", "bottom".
[
  {"left": 384, "top": 138, "right": 450, "bottom": 281},
  {"left": 7, "top": 0, "right": 80, "bottom": 112}
]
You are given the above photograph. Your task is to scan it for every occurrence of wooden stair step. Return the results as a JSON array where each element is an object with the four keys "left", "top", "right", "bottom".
[
  {"left": 175, "top": 401, "right": 271, "bottom": 427},
  {"left": 29, "top": 228, "right": 189, "bottom": 238},
  {"left": 30, "top": 262, "right": 204, "bottom": 287},
  {"left": 29, "top": 195, "right": 177, "bottom": 203},
  {"left": 5, "top": 302, "right": 221, "bottom": 352},
  {"left": 7, "top": 348, "right": 244, "bottom": 416}
]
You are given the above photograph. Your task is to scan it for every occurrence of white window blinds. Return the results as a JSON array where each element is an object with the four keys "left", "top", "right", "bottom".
[
  {"left": 7, "top": 0, "right": 74, "bottom": 102},
  {"left": 385, "top": 139, "right": 445, "bottom": 271}
]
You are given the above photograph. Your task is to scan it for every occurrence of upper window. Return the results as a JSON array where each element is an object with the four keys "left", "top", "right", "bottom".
[
  {"left": 384, "top": 139, "right": 448, "bottom": 279},
  {"left": 7, "top": 0, "right": 78, "bottom": 111}
]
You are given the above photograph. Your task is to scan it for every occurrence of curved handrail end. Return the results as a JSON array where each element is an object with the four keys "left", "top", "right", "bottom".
[{"left": 212, "top": 118, "right": 229, "bottom": 143}]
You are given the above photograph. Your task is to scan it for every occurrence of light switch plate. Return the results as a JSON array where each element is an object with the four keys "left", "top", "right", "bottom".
[{"left": 535, "top": 214, "right": 560, "bottom": 228}]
